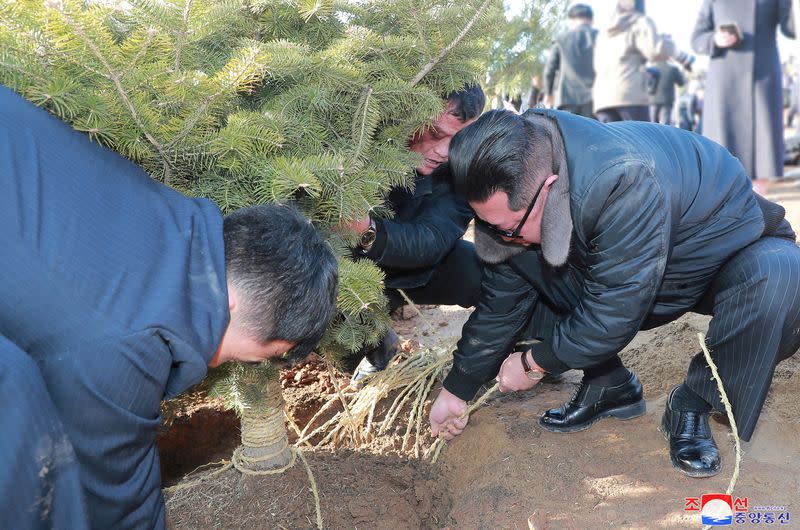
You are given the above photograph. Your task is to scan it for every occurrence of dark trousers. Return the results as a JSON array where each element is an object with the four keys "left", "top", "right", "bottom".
[
  {"left": 386, "top": 239, "right": 482, "bottom": 311},
  {"left": 595, "top": 105, "right": 650, "bottom": 123},
  {"left": 650, "top": 103, "right": 674, "bottom": 125},
  {"left": 522, "top": 230, "right": 800, "bottom": 441},
  {"left": 558, "top": 102, "right": 594, "bottom": 119},
  {"left": 0, "top": 336, "right": 89, "bottom": 530},
  {"left": 685, "top": 231, "right": 800, "bottom": 441}
]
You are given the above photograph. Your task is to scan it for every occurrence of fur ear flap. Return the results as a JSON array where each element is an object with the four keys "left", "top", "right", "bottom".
[
  {"left": 473, "top": 222, "right": 527, "bottom": 264},
  {"left": 532, "top": 111, "right": 572, "bottom": 268},
  {"left": 540, "top": 172, "right": 572, "bottom": 267}
]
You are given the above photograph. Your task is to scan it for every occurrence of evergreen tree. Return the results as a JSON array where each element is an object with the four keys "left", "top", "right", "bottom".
[
  {"left": 485, "top": 0, "right": 565, "bottom": 101},
  {"left": 0, "top": 0, "right": 502, "bottom": 469}
]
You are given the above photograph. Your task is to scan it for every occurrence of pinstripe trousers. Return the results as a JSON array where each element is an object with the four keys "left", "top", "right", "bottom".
[
  {"left": 522, "top": 229, "right": 800, "bottom": 442},
  {"left": 687, "top": 232, "right": 800, "bottom": 441}
]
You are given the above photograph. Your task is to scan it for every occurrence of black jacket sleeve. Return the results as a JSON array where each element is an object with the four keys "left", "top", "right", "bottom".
[
  {"left": 543, "top": 43, "right": 560, "bottom": 96},
  {"left": 366, "top": 180, "right": 473, "bottom": 269},
  {"left": 691, "top": 0, "right": 721, "bottom": 57},
  {"left": 443, "top": 260, "right": 538, "bottom": 401},
  {"left": 530, "top": 163, "right": 671, "bottom": 373}
]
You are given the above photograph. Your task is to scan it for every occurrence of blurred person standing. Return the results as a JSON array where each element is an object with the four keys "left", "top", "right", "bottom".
[
  {"left": 649, "top": 60, "right": 686, "bottom": 125},
  {"left": 543, "top": 4, "right": 597, "bottom": 118},
  {"left": 593, "top": 0, "right": 690, "bottom": 123},
  {"left": 691, "top": 0, "right": 795, "bottom": 180},
  {"left": 677, "top": 82, "right": 701, "bottom": 131},
  {"left": 521, "top": 75, "right": 543, "bottom": 112},
  {"left": 786, "top": 70, "right": 800, "bottom": 128}
]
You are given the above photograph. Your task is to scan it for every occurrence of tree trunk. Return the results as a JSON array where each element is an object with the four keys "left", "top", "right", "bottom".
[{"left": 235, "top": 379, "right": 294, "bottom": 472}]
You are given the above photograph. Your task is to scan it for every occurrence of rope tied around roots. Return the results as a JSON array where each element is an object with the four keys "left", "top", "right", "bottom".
[
  {"left": 232, "top": 376, "right": 295, "bottom": 474},
  {"left": 163, "top": 377, "right": 324, "bottom": 529}
]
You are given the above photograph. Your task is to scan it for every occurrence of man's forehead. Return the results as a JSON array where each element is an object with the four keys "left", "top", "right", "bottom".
[
  {"left": 436, "top": 110, "right": 473, "bottom": 134},
  {"left": 470, "top": 192, "right": 515, "bottom": 221}
]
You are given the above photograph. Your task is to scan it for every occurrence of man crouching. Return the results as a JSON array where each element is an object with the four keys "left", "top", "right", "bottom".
[{"left": 430, "top": 108, "right": 800, "bottom": 478}]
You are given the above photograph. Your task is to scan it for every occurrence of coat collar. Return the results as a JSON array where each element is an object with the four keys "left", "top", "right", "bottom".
[{"left": 474, "top": 111, "right": 573, "bottom": 268}]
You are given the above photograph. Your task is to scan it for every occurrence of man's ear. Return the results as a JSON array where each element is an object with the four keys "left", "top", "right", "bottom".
[
  {"left": 227, "top": 282, "right": 238, "bottom": 312},
  {"left": 543, "top": 173, "right": 559, "bottom": 190}
]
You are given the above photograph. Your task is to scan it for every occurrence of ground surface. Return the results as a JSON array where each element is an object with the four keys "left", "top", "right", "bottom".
[{"left": 160, "top": 180, "right": 800, "bottom": 529}]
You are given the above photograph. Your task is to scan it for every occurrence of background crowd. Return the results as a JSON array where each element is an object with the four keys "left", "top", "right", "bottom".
[{"left": 500, "top": 0, "right": 798, "bottom": 182}]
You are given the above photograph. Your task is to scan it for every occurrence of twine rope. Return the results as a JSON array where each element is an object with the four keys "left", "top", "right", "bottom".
[
  {"left": 162, "top": 378, "right": 323, "bottom": 528},
  {"left": 698, "top": 333, "right": 742, "bottom": 530}
]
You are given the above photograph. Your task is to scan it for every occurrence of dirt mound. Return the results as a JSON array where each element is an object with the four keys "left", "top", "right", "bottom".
[
  {"left": 160, "top": 305, "right": 800, "bottom": 529},
  {"left": 164, "top": 449, "right": 449, "bottom": 529}
]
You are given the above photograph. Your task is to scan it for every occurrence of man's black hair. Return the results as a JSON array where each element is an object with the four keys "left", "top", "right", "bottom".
[
  {"left": 567, "top": 3, "right": 593, "bottom": 20},
  {"left": 448, "top": 109, "right": 555, "bottom": 210},
  {"left": 446, "top": 83, "right": 486, "bottom": 122},
  {"left": 223, "top": 203, "right": 338, "bottom": 361}
]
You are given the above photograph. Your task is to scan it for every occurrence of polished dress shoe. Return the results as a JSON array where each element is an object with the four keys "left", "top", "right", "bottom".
[
  {"left": 539, "top": 372, "right": 645, "bottom": 433},
  {"left": 661, "top": 387, "right": 721, "bottom": 478}
]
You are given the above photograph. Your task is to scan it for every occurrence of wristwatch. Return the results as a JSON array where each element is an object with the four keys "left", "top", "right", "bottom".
[
  {"left": 520, "top": 350, "right": 545, "bottom": 381},
  {"left": 357, "top": 217, "right": 377, "bottom": 254}
]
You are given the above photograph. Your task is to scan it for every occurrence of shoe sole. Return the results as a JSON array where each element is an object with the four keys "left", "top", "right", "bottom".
[
  {"left": 538, "top": 399, "right": 646, "bottom": 433},
  {"left": 660, "top": 413, "right": 722, "bottom": 478}
]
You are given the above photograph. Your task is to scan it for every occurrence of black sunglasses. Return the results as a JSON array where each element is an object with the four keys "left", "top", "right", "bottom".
[{"left": 475, "top": 180, "right": 546, "bottom": 239}]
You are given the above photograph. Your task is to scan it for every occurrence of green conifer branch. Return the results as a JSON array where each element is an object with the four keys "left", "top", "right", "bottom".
[
  {"left": 173, "top": 0, "right": 193, "bottom": 71},
  {"left": 410, "top": 0, "right": 493, "bottom": 86},
  {"left": 51, "top": 4, "right": 173, "bottom": 181},
  {"left": 352, "top": 84, "right": 373, "bottom": 161},
  {"left": 166, "top": 43, "right": 266, "bottom": 151}
]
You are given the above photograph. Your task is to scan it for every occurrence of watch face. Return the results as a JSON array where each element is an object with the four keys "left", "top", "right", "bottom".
[
  {"left": 360, "top": 229, "right": 377, "bottom": 248},
  {"left": 526, "top": 369, "right": 545, "bottom": 381}
]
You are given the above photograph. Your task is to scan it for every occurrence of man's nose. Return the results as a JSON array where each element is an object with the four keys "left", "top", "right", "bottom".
[
  {"left": 433, "top": 138, "right": 451, "bottom": 158},
  {"left": 500, "top": 235, "right": 524, "bottom": 244}
]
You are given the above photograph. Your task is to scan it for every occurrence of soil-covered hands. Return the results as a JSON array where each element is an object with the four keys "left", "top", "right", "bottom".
[
  {"left": 497, "top": 351, "right": 541, "bottom": 393},
  {"left": 430, "top": 388, "right": 469, "bottom": 440},
  {"left": 713, "top": 29, "right": 739, "bottom": 49}
]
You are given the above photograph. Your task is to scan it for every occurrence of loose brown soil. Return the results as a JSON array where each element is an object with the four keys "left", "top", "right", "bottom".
[{"left": 160, "top": 181, "right": 800, "bottom": 529}]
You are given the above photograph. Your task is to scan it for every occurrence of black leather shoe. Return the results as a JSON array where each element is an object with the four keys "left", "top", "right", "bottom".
[
  {"left": 539, "top": 372, "right": 645, "bottom": 433},
  {"left": 350, "top": 329, "right": 400, "bottom": 384},
  {"left": 661, "top": 387, "right": 721, "bottom": 478}
]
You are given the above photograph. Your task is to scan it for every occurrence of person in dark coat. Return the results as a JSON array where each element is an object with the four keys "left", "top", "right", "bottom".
[
  {"left": 345, "top": 85, "right": 485, "bottom": 382},
  {"left": 543, "top": 3, "right": 597, "bottom": 118},
  {"left": 0, "top": 85, "right": 339, "bottom": 528},
  {"left": 649, "top": 60, "right": 685, "bottom": 125},
  {"left": 430, "top": 109, "right": 800, "bottom": 478},
  {"left": 692, "top": 0, "right": 795, "bottom": 180}
]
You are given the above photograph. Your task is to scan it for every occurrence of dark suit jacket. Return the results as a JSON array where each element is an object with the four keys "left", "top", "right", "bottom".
[
  {"left": 0, "top": 84, "right": 229, "bottom": 527},
  {"left": 544, "top": 23, "right": 597, "bottom": 107}
]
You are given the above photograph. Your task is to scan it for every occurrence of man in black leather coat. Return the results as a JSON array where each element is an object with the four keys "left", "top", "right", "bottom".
[
  {"left": 346, "top": 85, "right": 485, "bottom": 382},
  {"left": 430, "top": 108, "right": 800, "bottom": 478}
]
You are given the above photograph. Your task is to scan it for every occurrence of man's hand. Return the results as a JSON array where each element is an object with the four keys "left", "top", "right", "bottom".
[
  {"left": 713, "top": 30, "right": 738, "bottom": 49},
  {"left": 496, "top": 350, "right": 541, "bottom": 393},
  {"left": 340, "top": 215, "right": 371, "bottom": 234},
  {"left": 430, "top": 388, "right": 469, "bottom": 440},
  {"left": 542, "top": 94, "right": 552, "bottom": 108}
]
